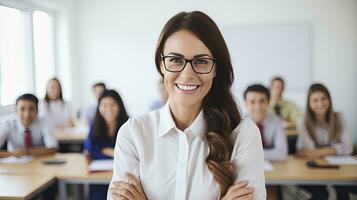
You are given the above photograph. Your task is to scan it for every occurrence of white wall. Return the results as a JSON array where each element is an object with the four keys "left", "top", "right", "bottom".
[{"left": 72, "top": 0, "right": 357, "bottom": 144}]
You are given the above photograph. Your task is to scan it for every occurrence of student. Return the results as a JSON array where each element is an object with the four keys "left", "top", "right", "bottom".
[
  {"left": 149, "top": 79, "right": 168, "bottom": 111},
  {"left": 84, "top": 89, "right": 129, "bottom": 200},
  {"left": 269, "top": 76, "right": 300, "bottom": 123},
  {"left": 108, "top": 11, "right": 266, "bottom": 200},
  {"left": 244, "top": 84, "right": 288, "bottom": 161},
  {"left": 40, "top": 77, "right": 75, "bottom": 129},
  {"left": 81, "top": 82, "right": 107, "bottom": 124},
  {"left": 296, "top": 83, "right": 353, "bottom": 200},
  {"left": 0, "top": 94, "right": 58, "bottom": 158}
]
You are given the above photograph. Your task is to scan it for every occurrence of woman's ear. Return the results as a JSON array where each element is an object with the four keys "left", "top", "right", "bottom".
[{"left": 160, "top": 64, "right": 165, "bottom": 75}]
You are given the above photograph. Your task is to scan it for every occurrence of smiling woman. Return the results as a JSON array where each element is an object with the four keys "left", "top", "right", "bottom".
[{"left": 108, "top": 11, "right": 266, "bottom": 200}]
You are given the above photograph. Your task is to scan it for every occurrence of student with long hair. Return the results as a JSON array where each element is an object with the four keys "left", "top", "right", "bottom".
[
  {"left": 84, "top": 89, "right": 129, "bottom": 200},
  {"left": 40, "top": 77, "right": 75, "bottom": 128},
  {"left": 108, "top": 11, "right": 266, "bottom": 200},
  {"left": 296, "top": 83, "right": 353, "bottom": 200}
]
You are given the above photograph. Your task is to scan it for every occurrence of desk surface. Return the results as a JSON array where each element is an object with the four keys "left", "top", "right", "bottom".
[
  {"left": 0, "top": 173, "right": 55, "bottom": 200},
  {"left": 0, "top": 154, "right": 111, "bottom": 181},
  {"left": 265, "top": 156, "right": 357, "bottom": 185},
  {"left": 54, "top": 127, "right": 88, "bottom": 143},
  {"left": 1, "top": 154, "right": 356, "bottom": 186}
]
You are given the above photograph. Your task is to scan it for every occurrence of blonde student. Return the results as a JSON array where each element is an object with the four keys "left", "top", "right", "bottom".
[
  {"left": 0, "top": 94, "right": 58, "bottom": 158},
  {"left": 108, "top": 11, "right": 266, "bottom": 200},
  {"left": 40, "top": 77, "right": 75, "bottom": 129}
]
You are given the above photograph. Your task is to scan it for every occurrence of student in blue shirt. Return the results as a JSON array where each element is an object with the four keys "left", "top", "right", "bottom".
[{"left": 84, "top": 89, "right": 129, "bottom": 200}]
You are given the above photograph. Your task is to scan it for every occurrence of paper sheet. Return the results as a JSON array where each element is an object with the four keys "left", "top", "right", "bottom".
[
  {"left": 89, "top": 159, "right": 114, "bottom": 172},
  {"left": 0, "top": 156, "right": 33, "bottom": 164},
  {"left": 325, "top": 155, "right": 357, "bottom": 165},
  {"left": 264, "top": 160, "right": 274, "bottom": 171}
]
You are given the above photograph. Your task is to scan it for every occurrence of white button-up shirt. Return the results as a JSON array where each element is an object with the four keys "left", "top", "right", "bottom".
[
  {"left": 109, "top": 103, "right": 266, "bottom": 200},
  {"left": 248, "top": 113, "right": 288, "bottom": 161},
  {"left": 0, "top": 116, "right": 58, "bottom": 151}
]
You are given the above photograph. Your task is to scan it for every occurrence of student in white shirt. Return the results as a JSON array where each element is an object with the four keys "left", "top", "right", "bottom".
[
  {"left": 108, "top": 11, "right": 266, "bottom": 200},
  {"left": 244, "top": 84, "right": 288, "bottom": 161},
  {"left": 40, "top": 77, "right": 75, "bottom": 129},
  {"left": 296, "top": 83, "right": 353, "bottom": 200},
  {"left": 0, "top": 94, "right": 58, "bottom": 158},
  {"left": 244, "top": 84, "right": 287, "bottom": 200},
  {"left": 81, "top": 82, "right": 107, "bottom": 124}
]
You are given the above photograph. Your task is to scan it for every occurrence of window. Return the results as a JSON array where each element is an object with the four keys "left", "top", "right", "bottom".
[{"left": 0, "top": 4, "right": 56, "bottom": 106}]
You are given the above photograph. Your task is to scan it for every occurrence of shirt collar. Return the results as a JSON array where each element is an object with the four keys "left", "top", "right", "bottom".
[
  {"left": 158, "top": 103, "right": 206, "bottom": 141},
  {"left": 16, "top": 116, "right": 38, "bottom": 133}
]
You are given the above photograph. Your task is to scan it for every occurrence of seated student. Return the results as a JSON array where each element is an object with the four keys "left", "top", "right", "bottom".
[
  {"left": 244, "top": 84, "right": 288, "bottom": 161},
  {"left": 149, "top": 79, "right": 168, "bottom": 111},
  {"left": 244, "top": 84, "right": 287, "bottom": 200},
  {"left": 84, "top": 89, "right": 129, "bottom": 200},
  {"left": 296, "top": 83, "right": 353, "bottom": 200},
  {"left": 269, "top": 76, "right": 300, "bottom": 123},
  {"left": 80, "top": 82, "right": 107, "bottom": 124},
  {"left": 40, "top": 77, "right": 75, "bottom": 129},
  {"left": 0, "top": 94, "right": 58, "bottom": 158}
]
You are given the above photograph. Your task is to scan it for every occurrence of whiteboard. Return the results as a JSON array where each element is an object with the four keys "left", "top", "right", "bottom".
[{"left": 221, "top": 23, "right": 312, "bottom": 104}]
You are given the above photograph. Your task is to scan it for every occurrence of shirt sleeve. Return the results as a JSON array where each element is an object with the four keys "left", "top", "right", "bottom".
[
  {"left": 0, "top": 121, "right": 10, "bottom": 148},
  {"left": 296, "top": 118, "right": 315, "bottom": 151},
  {"left": 40, "top": 121, "right": 58, "bottom": 148},
  {"left": 231, "top": 120, "right": 266, "bottom": 200},
  {"left": 331, "top": 115, "right": 353, "bottom": 155},
  {"left": 264, "top": 121, "right": 288, "bottom": 161},
  {"left": 287, "top": 101, "right": 301, "bottom": 123},
  {"left": 108, "top": 118, "right": 140, "bottom": 200},
  {"left": 84, "top": 127, "right": 109, "bottom": 159}
]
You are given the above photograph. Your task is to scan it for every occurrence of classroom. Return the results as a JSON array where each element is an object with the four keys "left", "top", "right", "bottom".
[{"left": 0, "top": 0, "right": 356, "bottom": 199}]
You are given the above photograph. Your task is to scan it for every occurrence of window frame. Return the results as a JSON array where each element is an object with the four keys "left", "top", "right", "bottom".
[{"left": 0, "top": 0, "right": 58, "bottom": 114}]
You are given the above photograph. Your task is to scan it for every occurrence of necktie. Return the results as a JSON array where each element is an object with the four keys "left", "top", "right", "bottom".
[
  {"left": 24, "top": 128, "right": 33, "bottom": 148},
  {"left": 256, "top": 123, "right": 266, "bottom": 148}
]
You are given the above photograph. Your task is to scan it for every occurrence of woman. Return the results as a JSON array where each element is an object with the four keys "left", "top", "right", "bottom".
[
  {"left": 84, "top": 89, "right": 129, "bottom": 200},
  {"left": 296, "top": 83, "right": 353, "bottom": 200},
  {"left": 109, "top": 11, "right": 266, "bottom": 200},
  {"left": 40, "top": 78, "right": 75, "bottom": 128}
]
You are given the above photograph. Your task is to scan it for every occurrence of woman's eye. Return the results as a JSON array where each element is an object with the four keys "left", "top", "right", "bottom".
[
  {"left": 194, "top": 59, "right": 208, "bottom": 65},
  {"left": 169, "top": 57, "right": 183, "bottom": 64}
]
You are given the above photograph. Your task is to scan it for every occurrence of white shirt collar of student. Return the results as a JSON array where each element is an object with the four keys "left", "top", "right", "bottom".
[
  {"left": 157, "top": 102, "right": 206, "bottom": 141},
  {"left": 15, "top": 116, "right": 39, "bottom": 134}
]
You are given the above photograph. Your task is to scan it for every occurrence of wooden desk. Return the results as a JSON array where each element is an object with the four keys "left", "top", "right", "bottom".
[
  {"left": 0, "top": 173, "right": 55, "bottom": 200},
  {"left": 54, "top": 127, "right": 88, "bottom": 144},
  {"left": 0, "top": 153, "right": 112, "bottom": 200},
  {"left": 266, "top": 156, "right": 357, "bottom": 185}
]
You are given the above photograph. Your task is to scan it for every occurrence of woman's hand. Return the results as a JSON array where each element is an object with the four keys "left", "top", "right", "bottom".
[
  {"left": 101, "top": 147, "right": 115, "bottom": 157},
  {"left": 221, "top": 181, "right": 254, "bottom": 200},
  {"left": 110, "top": 172, "right": 147, "bottom": 200},
  {"left": 296, "top": 147, "right": 336, "bottom": 159}
]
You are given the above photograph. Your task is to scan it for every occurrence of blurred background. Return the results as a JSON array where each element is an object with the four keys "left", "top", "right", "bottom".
[{"left": 0, "top": 0, "right": 356, "bottom": 146}]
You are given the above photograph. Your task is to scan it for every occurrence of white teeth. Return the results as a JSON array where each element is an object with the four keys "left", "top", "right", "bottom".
[{"left": 176, "top": 84, "right": 199, "bottom": 91}]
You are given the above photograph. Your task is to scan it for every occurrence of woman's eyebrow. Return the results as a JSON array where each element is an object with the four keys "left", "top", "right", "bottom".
[
  {"left": 193, "top": 54, "right": 211, "bottom": 58},
  {"left": 167, "top": 52, "right": 212, "bottom": 58},
  {"left": 167, "top": 52, "right": 184, "bottom": 57}
]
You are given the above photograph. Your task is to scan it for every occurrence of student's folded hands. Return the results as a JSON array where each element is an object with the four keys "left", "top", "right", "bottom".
[
  {"left": 110, "top": 172, "right": 147, "bottom": 200},
  {"left": 11, "top": 149, "right": 29, "bottom": 157},
  {"left": 221, "top": 181, "right": 254, "bottom": 200}
]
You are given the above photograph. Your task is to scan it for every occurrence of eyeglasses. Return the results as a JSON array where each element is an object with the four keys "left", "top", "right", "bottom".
[{"left": 161, "top": 53, "right": 215, "bottom": 74}]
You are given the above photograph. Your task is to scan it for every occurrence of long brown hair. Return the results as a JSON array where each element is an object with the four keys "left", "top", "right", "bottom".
[
  {"left": 44, "top": 77, "right": 64, "bottom": 103},
  {"left": 155, "top": 11, "right": 241, "bottom": 195},
  {"left": 93, "top": 89, "right": 129, "bottom": 140},
  {"left": 44, "top": 77, "right": 64, "bottom": 112},
  {"left": 305, "top": 83, "right": 342, "bottom": 144}
]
